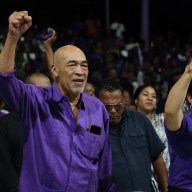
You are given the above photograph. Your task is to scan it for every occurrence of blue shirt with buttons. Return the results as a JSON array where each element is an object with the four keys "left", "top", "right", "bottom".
[{"left": 110, "top": 109, "right": 165, "bottom": 192}]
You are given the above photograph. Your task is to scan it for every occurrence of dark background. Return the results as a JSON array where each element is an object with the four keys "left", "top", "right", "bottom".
[{"left": 1, "top": 0, "right": 192, "bottom": 38}]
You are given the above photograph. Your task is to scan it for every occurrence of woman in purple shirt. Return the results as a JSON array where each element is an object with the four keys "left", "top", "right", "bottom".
[
  {"left": 0, "top": 11, "right": 115, "bottom": 192},
  {"left": 165, "top": 61, "right": 192, "bottom": 192}
]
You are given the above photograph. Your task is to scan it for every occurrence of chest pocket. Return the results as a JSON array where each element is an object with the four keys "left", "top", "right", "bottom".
[
  {"left": 77, "top": 129, "right": 103, "bottom": 160},
  {"left": 42, "top": 118, "right": 67, "bottom": 145},
  {"left": 125, "top": 129, "right": 147, "bottom": 148}
]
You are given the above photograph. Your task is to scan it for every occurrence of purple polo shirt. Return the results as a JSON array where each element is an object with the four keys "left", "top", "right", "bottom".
[
  {"left": 0, "top": 70, "right": 115, "bottom": 192},
  {"left": 165, "top": 113, "right": 192, "bottom": 191}
]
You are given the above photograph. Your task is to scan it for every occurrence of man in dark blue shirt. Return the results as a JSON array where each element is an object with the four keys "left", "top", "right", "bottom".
[{"left": 96, "top": 80, "right": 168, "bottom": 192}]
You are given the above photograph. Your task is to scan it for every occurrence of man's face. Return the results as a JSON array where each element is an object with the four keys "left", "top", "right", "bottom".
[
  {"left": 99, "top": 90, "right": 124, "bottom": 125},
  {"left": 54, "top": 46, "right": 89, "bottom": 96},
  {"left": 123, "top": 90, "right": 132, "bottom": 108}
]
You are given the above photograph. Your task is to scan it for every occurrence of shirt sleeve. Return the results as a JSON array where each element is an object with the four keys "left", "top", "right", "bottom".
[
  {"left": 0, "top": 70, "right": 39, "bottom": 119},
  {"left": 97, "top": 106, "right": 117, "bottom": 192},
  {"left": 165, "top": 113, "right": 192, "bottom": 141},
  {"left": 0, "top": 70, "right": 24, "bottom": 114},
  {"left": 144, "top": 115, "right": 166, "bottom": 161}
]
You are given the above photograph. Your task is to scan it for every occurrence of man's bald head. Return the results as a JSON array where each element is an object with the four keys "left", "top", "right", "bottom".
[
  {"left": 53, "top": 45, "right": 87, "bottom": 67},
  {"left": 25, "top": 72, "right": 51, "bottom": 88}
]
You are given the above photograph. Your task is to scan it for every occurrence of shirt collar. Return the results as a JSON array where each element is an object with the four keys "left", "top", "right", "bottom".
[
  {"left": 51, "top": 83, "right": 86, "bottom": 110},
  {"left": 52, "top": 83, "right": 64, "bottom": 102},
  {"left": 79, "top": 93, "right": 86, "bottom": 110}
]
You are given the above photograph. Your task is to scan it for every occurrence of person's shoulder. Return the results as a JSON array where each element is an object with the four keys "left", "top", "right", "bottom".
[
  {"left": 83, "top": 93, "right": 103, "bottom": 105},
  {"left": 125, "top": 109, "right": 147, "bottom": 119},
  {"left": 126, "top": 110, "right": 153, "bottom": 126},
  {"left": 82, "top": 93, "right": 107, "bottom": 112},
  {"left": 26, "top": 84, "right": 52, "bottom": 99}
]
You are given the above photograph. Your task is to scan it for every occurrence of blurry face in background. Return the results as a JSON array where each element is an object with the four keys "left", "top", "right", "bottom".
[
  {"left": 123, "top": 90, "right": 132, "bottom": 108},
  {"left": 84, "top": 83, "right": 95, "bottom": 96},
  {"left": 29, "top": 75, "right": 51, "bottom": 88},
  {"left": 123, "top": 90, "right": 136, "bottom": 110},
  {"left": 135, "top": 86, "right": 157, "bottom": 114},
  {"left": 98, "top": 90, "right": 124, "bottom": 125}
]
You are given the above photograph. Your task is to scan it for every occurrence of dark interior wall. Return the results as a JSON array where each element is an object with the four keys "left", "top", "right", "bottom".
[{"left": 1, "top": 0, "right": 192, "bottom": 39}]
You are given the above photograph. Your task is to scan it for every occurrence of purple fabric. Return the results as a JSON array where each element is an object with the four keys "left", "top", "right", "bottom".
[
  {"left": 0, "top": 111, "right": 6, "bottom": 117},
  {"left": 165, "top": 113, "right": 192, "bottom": 191},
  {"left": 0, "top": 70, "right": 115, "bottom": 192}
]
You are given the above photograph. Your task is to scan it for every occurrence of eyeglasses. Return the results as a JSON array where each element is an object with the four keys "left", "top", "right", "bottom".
[{"left": 104, "top": 103, "right": 124, "bottom": 111}]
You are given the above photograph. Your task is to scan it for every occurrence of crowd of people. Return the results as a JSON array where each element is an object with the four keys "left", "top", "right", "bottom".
[
  {"left": 0, "top": 10, "right": 191, "bottom": 104},
  {"left": 0, "top": 10, "right": 192, "bottom": 192}
]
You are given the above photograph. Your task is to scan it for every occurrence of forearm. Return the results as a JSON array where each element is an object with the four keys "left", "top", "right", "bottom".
[
  {"left": 43, "top": 30, "right": 56, "bottom": 79},
  {"left": 0, "top": 34, "right": 18, "bottom": 73},
  {"left": 165, "top": 69, "right": 191, "bottom": 130},
  {"left": 44, "top": 45, "right": 54, "bottom": 73},
  {"left": 0, "top": 11, "right": 32, "bottom": 74},
  {"left": 165, "top": 72, "right": 191, "bottom": 115},
  {"left": 153, "top": 154, "right": 168, "bottom": 192}
]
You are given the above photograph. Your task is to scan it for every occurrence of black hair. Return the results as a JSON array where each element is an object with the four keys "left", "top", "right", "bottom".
[
  {"left": 184, "top": 81, "right": 192, "bottom": 108},
  {"left": 121, "top": 81, "right": 134, "bottom": 98},
  {"left": 95, "top": 80, "right": 124, "bottom": 97},
  {"left": 133, "top": 84, "right": 159, "bottom": 100}
]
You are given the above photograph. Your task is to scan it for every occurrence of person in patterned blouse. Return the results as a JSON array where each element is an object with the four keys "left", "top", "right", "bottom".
[{"left": 134, "top": 84, "right": 169, "bottom": 191}]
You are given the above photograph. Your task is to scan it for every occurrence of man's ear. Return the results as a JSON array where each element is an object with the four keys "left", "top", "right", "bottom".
[{"left": 51, "top": 65, "right": 58, "bottom": 77}]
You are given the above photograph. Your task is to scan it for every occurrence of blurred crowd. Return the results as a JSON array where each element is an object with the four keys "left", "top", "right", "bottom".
[
  {"left": 1, "top": 13, "right": 192, "bottom": 112},
  {"left": 1, "top": 10, "right": 192, "bottom": 192}
]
